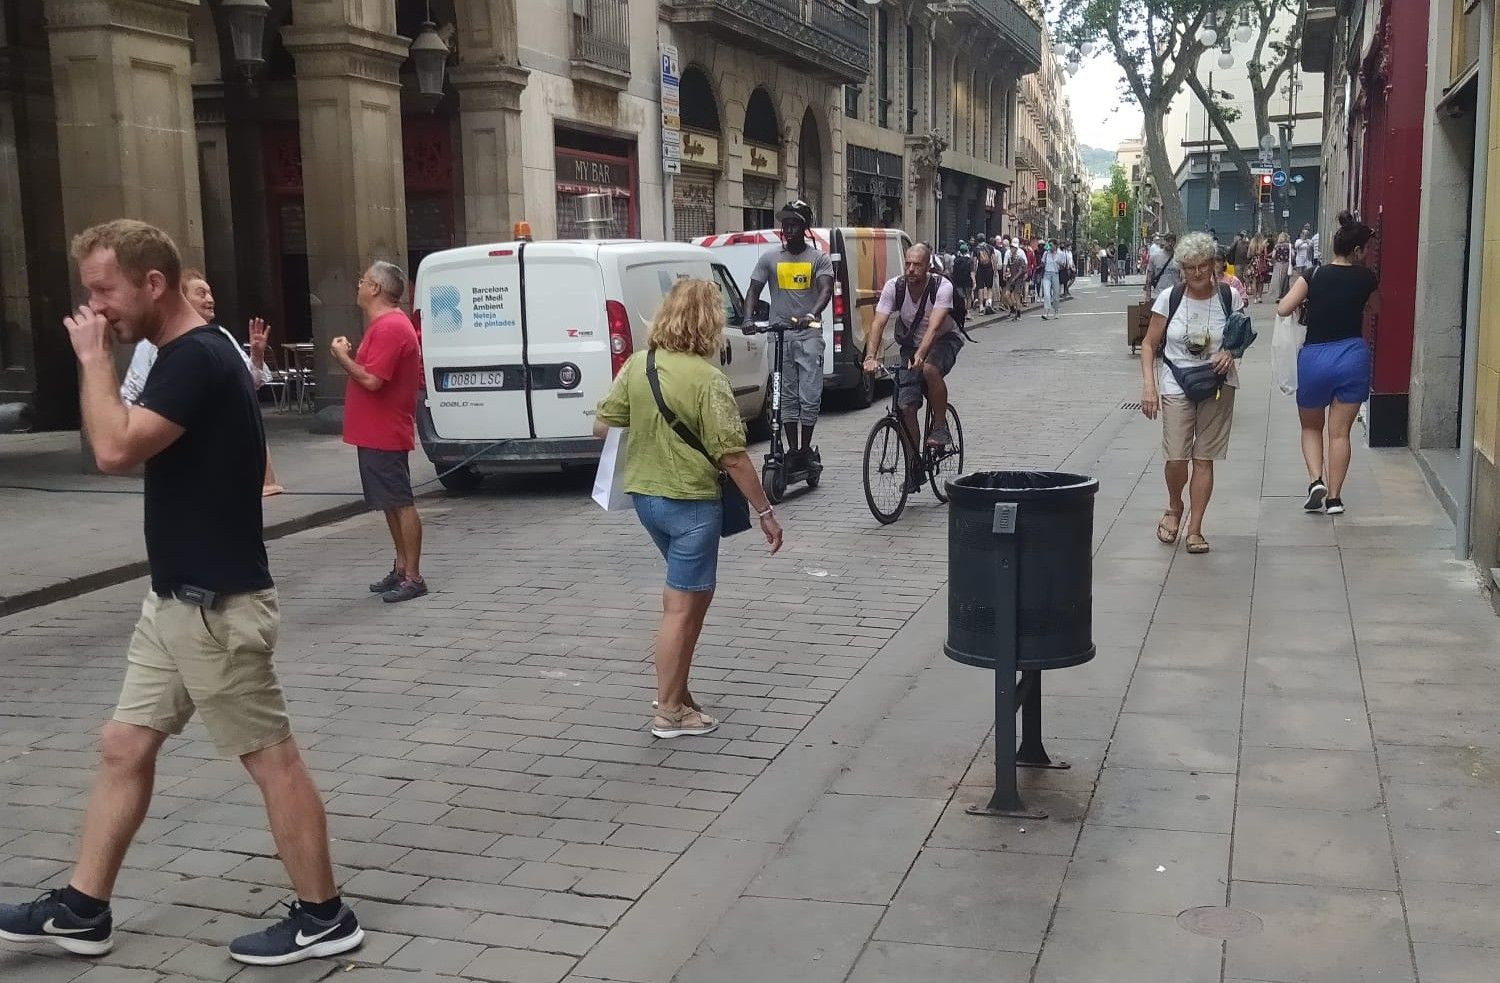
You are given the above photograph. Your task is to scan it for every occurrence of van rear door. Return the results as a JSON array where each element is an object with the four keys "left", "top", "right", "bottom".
[
  {"left": 420, "top": 246, "right": 531, "bottom": 442},
  {"left": 519, "top": 244, "right": 609, "bottom": 440}
]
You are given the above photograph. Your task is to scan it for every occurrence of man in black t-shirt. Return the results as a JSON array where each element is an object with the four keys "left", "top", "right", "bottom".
[{"left": 0, "top": 221, "right": 361, "bottom": 968}]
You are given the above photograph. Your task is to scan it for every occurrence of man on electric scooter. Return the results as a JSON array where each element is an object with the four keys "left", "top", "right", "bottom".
[
  {"left": 743, "top": 200, "right": 834, "bottom": 476},
  {"left": 863, "top": 243, "right": 963, "bottom": 493}
]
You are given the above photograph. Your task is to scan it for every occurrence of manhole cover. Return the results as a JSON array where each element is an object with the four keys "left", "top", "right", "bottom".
[{"left": 1176, "top": 906, "right": 1264, "bottom": 939}]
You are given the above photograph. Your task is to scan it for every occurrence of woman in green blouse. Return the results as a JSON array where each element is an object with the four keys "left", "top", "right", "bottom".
[{"left": 595, "top": 279, "right": 783, "bottom": 738}]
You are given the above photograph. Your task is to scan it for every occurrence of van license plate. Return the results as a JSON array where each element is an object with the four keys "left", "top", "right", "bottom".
[{"left": 443, "top": 370, "right": 505, "bottom": 390}]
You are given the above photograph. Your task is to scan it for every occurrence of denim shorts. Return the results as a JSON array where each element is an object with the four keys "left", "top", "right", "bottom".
[
  {"left": 1297, "top": 337, "right": 1370, "bottom": 409},
  {"left": 632, "top": 494, "right": 721, "bottom": 592}
]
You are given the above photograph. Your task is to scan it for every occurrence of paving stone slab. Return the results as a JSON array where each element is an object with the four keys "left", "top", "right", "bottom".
[
  {"left": 1033, "top": 907, "right": 1224, "bottom": 983},
  {"left": 874, "top": 848, "right": 1067, "bottom": 953},
  {"left": 1223, "top": 881, "right": 1414, "bottom": 983},
  {"left": 673, "top": 897, "right": 882, "bottom": 983}
]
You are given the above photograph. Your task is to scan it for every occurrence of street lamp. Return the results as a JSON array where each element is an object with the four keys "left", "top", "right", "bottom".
[
  {"left": 409, "top": 3, "right": 450, "bottom": 100},
  {"left": 1068, "top": 174, "right": 1082, "bottom": 254},
  {"left": 220, "top": 0, "right": 271, "bottom": 76}
]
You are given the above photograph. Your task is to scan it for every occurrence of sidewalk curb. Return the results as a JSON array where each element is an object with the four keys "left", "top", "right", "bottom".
[
  {"left": 0, "top": 496, "right": 379, "bottom": 618},
  {"left": 574, "top": 586, "right": 951, "bottom": 983}
]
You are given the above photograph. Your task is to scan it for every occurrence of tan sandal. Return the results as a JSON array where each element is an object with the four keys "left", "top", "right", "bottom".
[
  {"left": 1157, "top": 510, "right": 1183, "bottom": 544},
  {"left": 1185, "top": 533, "right": 1211, "bottom": 555},
  {"left": 651, "top": 706, "right": 719, "bottom": 739}
]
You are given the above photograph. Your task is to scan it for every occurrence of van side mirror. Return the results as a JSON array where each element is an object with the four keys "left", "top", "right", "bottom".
[{"left": 753, "top": 300, "right": 770, "bottom": 320}]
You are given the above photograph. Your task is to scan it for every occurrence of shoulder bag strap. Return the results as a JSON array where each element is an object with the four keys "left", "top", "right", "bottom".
[{"left": 645, "top": 349, "right": 716, "bottom": 467}]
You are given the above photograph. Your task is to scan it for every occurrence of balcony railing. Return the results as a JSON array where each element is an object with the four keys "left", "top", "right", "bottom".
[
  {"left": 662, "top": 0, "right": 870, "bottom": 84},
  {"left": 950, "top": 0, "right": 1043, "bottom": 76},
  {"left": 572, "top": 0, "right": 631, "bottom": 88}
]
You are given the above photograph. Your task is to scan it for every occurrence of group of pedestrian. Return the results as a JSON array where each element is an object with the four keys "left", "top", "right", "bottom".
[{"left": 1137, "top": 211, "right": 1378, "bottom": 553}]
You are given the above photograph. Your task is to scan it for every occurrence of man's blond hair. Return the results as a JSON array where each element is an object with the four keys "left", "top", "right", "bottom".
[{"left": 70, "top": 219, "right": 182, "bottom": 289}]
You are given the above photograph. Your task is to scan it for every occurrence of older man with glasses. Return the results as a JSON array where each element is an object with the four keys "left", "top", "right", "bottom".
[{"left": 332, "top": 261, "right": 428, "bottom": 602}]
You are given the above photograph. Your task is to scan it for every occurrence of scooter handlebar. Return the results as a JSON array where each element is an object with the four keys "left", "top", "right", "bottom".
[{"left": 749, "top": 319, "right": 823, "bottom": 333}]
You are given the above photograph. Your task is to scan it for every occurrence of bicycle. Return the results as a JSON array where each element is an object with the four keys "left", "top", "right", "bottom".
[{"left": 861, "top": 364, "right": 964, "bottom": 525}]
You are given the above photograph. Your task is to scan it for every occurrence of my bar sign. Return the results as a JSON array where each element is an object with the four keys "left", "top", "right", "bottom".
[{"left": 554, "top": 151, "right": 630, "bottom": 192}]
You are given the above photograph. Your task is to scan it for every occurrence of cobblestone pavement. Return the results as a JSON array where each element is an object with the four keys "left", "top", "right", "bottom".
[{"left": 0, "top": 282, "right": 1142, "bottom": 983}]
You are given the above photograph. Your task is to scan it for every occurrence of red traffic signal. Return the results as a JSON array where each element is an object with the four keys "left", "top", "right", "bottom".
[
  {"left": 1259, "top": 174, "right": 1272, "bottom": 185},
  {"left": 1116, "top": 200, "right": 1127, "bottom": 217},
  {"left": 1036, "top": 179, "right": 1048, "bottom": 192}
]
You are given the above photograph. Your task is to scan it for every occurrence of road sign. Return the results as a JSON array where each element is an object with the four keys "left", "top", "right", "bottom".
[
  {"left": 1209, "top": 188, "right": 1220, "bottom": 212},
  {"left": 1251, "top": 165, "right": 1273, "bottom": 176},
  {"left": 1272, "top": 169, "right": 1288, "bottom": 187},
  {"left": 660, "top": 44, "right": 681, "bottom": 175},
  {"left": 661, "top": 109, "right": 680, "bottom": 132},
  {"left": 664, "top": 158, "right": 681, "bottom": 175}
]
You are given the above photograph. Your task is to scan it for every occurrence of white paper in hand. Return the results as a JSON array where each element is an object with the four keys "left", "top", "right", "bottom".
[{"left": 592, "top": 427, "right": 631, "bottom": 511}]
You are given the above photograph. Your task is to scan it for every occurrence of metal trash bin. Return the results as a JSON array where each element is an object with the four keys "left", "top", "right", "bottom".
[{"left": 943, "top": 470, "right": 1098, "bottom": 819}]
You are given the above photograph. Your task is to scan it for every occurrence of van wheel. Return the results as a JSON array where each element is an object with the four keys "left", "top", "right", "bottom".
[{"left": 437, "top": 464, "right": 483, "bottom": 494}]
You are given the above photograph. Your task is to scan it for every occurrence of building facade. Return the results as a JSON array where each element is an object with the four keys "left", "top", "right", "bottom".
[
  {"left": 1305, "top": 0, "right": 1500, "bottom": 604},
  {"left": 0, "top": 0, "right": 1074, "bottom": 431}
]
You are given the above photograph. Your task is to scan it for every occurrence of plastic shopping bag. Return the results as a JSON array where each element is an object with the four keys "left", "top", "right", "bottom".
[
  {"left": 1270, "top": 313, "right": 1305, "bottom": 397},
  {"left": 591, "top": 427, "right": 631, "bottom": 511}
]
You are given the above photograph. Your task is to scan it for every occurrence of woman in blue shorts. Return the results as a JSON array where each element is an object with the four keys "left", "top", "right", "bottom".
[{"left": 1277, "top": 211, "right": 1379, "bottom": 516}]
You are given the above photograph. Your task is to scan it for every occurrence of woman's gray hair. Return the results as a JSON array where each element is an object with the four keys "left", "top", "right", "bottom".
[
  {"left": 1173, "top": 232, "right": 1216, "bottom": 269},
  {"left": 367, "top": 260, "right": 407, "bottom": 304}
]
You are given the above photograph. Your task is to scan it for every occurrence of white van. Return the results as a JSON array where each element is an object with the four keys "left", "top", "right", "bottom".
[
  {"left": 696, "top": 227, "right": 912, "bottom": 406},
  {"left": 413, "top": 240, "right": 770, "bottom": 490}
]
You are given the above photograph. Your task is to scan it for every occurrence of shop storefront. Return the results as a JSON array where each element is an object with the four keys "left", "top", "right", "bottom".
[
  {"left": 939, "top": 168, "right": 1003, "bottom": 243},
  {"left": 742, "top": 142, "right": 780, "bottom": 230},
  {"left": 846, "top": 145, "right": 903, "bottom": 229},
  {"left": 554, "top": 128, "right": 638, "bottom": 238},
  {"left": 673, "top": 129, "right": 720, "bottom": 241}
]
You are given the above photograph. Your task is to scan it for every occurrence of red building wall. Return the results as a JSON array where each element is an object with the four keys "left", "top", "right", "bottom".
[{"left": 1358, "top": 0, "right": 1429, "bottom": 447}]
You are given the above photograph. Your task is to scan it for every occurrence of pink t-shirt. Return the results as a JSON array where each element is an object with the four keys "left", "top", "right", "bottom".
[{"left": 877, "top": 275, "right": 954, "bottom": 347}]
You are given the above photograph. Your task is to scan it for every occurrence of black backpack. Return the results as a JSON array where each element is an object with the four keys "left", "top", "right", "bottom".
[
  {"left": 894, "top": 274, "right": 975, "bottom": 341},
  {"left": 950, "top": 254, "right": 973, "bottom": 284}
]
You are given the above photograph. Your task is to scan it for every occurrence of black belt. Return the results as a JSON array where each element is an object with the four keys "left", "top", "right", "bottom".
[{"left": 161, "top": 584, "right": 220, "bottom": 609}]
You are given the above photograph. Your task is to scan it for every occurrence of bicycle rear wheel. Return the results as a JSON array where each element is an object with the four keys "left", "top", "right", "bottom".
[
  {"left": 863, "top": 416, "right": 911, "bottom": 524},
  {"left": 928, "top": 404, "right": 965, "bottom": 502}
]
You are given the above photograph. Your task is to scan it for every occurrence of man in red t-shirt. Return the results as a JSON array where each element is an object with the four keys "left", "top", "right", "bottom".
[{"left": 332, "top": 261, "right": 427, "bottom": 602}]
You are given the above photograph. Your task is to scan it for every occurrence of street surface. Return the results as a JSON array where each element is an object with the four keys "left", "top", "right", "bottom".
[{"left": 2, "top": 277, "right": 1498, "bottom": 983}]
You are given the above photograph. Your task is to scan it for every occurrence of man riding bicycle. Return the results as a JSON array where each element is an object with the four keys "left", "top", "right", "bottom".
[
  {"left": 863, "top": 243, "right": 963, "bottom": 493},
  {"left": 743, "top": 199, "right": 834, "bottom": 475}
]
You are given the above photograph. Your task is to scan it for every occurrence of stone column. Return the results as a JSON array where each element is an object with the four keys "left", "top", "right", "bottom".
[
  {"left": 282, "top": 15, "right": 408, "bottom": 424},
  {"left": 43, "top": 0, "right": 204, "bottom": 266},
  {"left": 451, "top": 63, "right": 529, "bottom": 243},
  {"left": 193, "top": 84, "right": 241, "bottom": 327}
]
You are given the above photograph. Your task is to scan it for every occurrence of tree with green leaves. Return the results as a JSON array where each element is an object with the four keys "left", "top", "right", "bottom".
[
  {"left": 1052, "top": 0, "right": 1228, "bottom": 234},
  {"left": 1184, "top": 0, "right": 1303, "bottom": 232}
]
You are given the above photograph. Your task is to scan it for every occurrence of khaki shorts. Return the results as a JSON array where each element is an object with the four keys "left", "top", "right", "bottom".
[
  {"left": 1161, "top": 388, "right": 1237, "bottom": 461},
  {"left": 114, "top": 589, "right": 291, "bottom": 757}
]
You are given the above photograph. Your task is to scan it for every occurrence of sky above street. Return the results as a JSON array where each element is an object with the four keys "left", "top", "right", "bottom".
[{"left": 1062, "top": 52, "right": 1144, "bottom": 152}]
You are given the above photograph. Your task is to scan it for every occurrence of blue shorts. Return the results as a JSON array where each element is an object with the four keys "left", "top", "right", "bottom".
[
  {"left": 633, "top": 494, "right": 721, "bottom": 592},
  {"left": 1296, "top": 337, "right": 1370, "bottom": 409}
]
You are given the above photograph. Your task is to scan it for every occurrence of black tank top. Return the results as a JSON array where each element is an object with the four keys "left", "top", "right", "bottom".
[{"left": 1303, "top": 264, "right": 1378, "bottom": 346}]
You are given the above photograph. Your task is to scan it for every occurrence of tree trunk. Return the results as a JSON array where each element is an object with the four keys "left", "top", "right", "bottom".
[
  {"left": 1184, "top": 74, "right": 1258, "bottom": 227},
  {"left": 1142, "top": 106, "right": 1186, "bottom": 234}
]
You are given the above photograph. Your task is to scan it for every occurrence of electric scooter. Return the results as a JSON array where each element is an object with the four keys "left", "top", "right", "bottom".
[{"left": 754, "top": 317, "right": 823, "bottom": 504}]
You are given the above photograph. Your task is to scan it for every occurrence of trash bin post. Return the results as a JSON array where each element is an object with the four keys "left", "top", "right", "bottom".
[
  {"left": 1017, "top": 670, "right": 1069, "bottom": 770},
  {"left": 964, "top": 501, "right": 1048, "bottom": 821}
]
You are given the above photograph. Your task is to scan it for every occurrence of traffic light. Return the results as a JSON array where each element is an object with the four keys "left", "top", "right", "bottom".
[
  {"left": 1036, "top": 179, "right": 1048, "bottom": 207},
  {"left": 1258, "top": 174, "right": 1272, "bottom": 203},
  {"left": 1116, "top": 199, "right": 1127, "bottom": 217}
]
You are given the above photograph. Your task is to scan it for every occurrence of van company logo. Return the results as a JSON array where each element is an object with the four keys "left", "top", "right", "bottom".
[{"left": 429, "top": 284, "right": 462, "bottom": 334}]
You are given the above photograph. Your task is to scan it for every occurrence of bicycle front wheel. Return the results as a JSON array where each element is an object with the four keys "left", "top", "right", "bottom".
[
  {"left": 863, "top": 416, "right": 911, "bottom": 524},
  {"left": 929, "top": 404, "right": 965, "bottom": 502}
]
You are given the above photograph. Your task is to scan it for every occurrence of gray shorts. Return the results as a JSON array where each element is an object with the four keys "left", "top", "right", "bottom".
[
  {"left": 896, "top": 333, "right": 962, "bottom": 408},
  {"left": 357, "top": 447, "right": 414, "bottom": 510}
]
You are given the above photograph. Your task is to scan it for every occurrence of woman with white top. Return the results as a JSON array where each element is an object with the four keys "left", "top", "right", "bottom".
[
  {"left": 1139, "top": 232, "right": 1245, "bottom": 555},
  {"left": 1040, "top": 241, "right": 1061, "bottom": 319}
]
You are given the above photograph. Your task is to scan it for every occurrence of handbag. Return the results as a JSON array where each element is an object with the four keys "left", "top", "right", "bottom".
[
  {"left": 1161, "top": 353, "right": 1224, "bottom": 403},
  {"left": 590, "top": 427, "right": 631, "bottom": 511},
  {"left": 1270, "top": 312, "right": 1306, "bottom": 397},
  {"left": 644, "top": 350, "right": 753, "bottom": 538}
]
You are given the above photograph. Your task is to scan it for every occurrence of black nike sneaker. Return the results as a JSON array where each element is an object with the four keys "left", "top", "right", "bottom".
[
  {"left": 0, "top": 890, "right": 113, "bottom": 956},
  {"left": 229, "top": 900, "right": 363, "bottom": 966}
]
